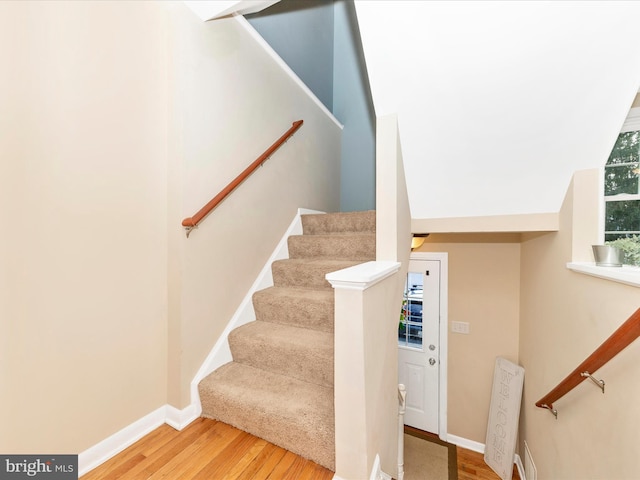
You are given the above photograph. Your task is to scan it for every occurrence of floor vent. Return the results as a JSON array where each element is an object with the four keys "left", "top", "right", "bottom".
[{"left": 524, "top": 441, "right": 537, "bottom": 480}]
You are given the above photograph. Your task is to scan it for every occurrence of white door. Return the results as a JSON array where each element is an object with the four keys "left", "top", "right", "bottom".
[{"left": 398, "top": 258, "right": 441, "bottom": 433}]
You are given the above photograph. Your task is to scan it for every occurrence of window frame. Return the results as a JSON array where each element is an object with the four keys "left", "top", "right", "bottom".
[{"left": 603, "top": 108, "right": 640, "bottom": 242}]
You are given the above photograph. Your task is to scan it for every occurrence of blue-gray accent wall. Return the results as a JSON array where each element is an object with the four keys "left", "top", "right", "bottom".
[
  {"left": 247, "top": 0, "right": 375, "bottom": 212},
  {"left": 333, "top": 0, "right": 375, "bottom": 212},
  {"left": 246, "top": 0, "right": 335, "bottom": 111}
]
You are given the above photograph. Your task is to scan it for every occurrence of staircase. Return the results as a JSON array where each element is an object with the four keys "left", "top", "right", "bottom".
[{"left": 198, "top": 210, "right": 376, "bottom": 471}]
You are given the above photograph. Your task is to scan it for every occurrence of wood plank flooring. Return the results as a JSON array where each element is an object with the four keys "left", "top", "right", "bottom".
[
  {"left": 81, "top": 417, "right": 520, "bottom": 480},
  {"left": 80, "top": 418, "right": 333, "bottom": 480},
  {"left": 458, "top": 447, "right": 522, "bottom": 480}
]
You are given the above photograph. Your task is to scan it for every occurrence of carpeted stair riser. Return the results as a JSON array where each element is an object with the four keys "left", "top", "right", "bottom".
[
  {"left": 271, "top": 258, "right": 362, "bottom": 290},
  {"left": 199, "top": 210, "right": 376, "bottom": 472},
  {"left": 301, "top": 210, "right": 375, "bottom": 235},
  {"left": 252, "top": 287, "right": 334, "bottom": 333},
  {"left": 199, "top": 362, "right": 334, "bottom": 470},
  {"left": 228, "top": 321, "right": 333, "bottom": 388},
  {"left": 287, "top": 234, "right": 375, "bottom": 261}
]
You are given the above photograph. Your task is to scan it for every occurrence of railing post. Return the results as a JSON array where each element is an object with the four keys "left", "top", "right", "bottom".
[{"left": 398, "top": 384, "right": 407, "bottom": 480}]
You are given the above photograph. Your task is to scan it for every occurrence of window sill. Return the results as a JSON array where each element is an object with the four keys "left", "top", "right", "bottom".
[{"left": 567, "top": 262, "right": 640, "bottom": 288}]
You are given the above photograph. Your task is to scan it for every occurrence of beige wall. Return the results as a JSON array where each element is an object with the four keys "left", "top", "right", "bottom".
[
  {"left": 412, "top": 167, "right": 640, "bottom": 479},
  {"left": 519, "top": 170, "right": 640, "bottom": 479},
  {"left": 0, "top": 1, "right": 169, "bottom": 452},
  {"left": 167, "top": 6, "right": 341, "bottom": 406},
  {"left": 1, "top": 0, "right": 341, "bottom": 454},
  {"left": 415, "top": 235, "right": 521, "bottom": 443}
]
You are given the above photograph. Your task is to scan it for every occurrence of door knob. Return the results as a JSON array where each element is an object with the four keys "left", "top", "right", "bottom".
[{"left": 429, "top": 358, "right": 436, "bottom": 366}]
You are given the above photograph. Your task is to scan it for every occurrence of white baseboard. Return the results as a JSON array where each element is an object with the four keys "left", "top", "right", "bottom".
[
  {"left": 447, "top": 434, "right": 485, "bottom": 454},
  {"left": 367, "top": 454, "right": 393, "bottom": 480},
  {"left": 331, "top": 454, "right": 392, "bottom": 480},
  {"left": 78, "top": 404, "right": 198, "bottom": 477},
  {"left": 447, "top": 434, "right": 525, "bottom": 479},
  {"left": 515, "top": 453, "right": 526, "bottom": 480},
  {"left": 369, "top": 455, "right": 381, "bottom": 480},
  {"left": 165, "top": 403, "right": 199, "bottom": 431},
  {"left": 78, "top": 406, "right": 166, "bottom": 477}
]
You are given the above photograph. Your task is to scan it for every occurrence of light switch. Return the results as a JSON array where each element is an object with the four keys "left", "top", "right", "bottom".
[{"left": 451, "top": 321, "right": 470, "bottom": 334}]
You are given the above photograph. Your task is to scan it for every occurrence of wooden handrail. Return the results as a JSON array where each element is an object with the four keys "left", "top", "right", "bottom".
[
  {"left": 182, "top": 120, "right": 304, "bottom": 234},
  {"left": 535, "top": 307, "right": 640, "bottom": 417}
]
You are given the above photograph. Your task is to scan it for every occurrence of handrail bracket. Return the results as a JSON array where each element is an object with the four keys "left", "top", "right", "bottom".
[
  {"left": 540, "top": 403, "right": 558, "bottom": 419},
  {"left": 581, "top": 371, "right": 605, "bottom": 394},
  {"left": 185, "top": 226, "right": 196, "bottom": 238}
]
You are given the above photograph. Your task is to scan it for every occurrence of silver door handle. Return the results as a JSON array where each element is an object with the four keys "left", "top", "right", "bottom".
[{"left": 429, "top": 358, "right": 436, "bottom": 366}]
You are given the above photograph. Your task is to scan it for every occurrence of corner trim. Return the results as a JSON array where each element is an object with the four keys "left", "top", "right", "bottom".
[{"left": 165, "top": 403, "right": 199, "bottom": 431}]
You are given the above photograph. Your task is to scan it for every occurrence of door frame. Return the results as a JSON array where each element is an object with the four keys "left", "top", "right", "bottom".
[{"left": 409, "top": 251, "right": 448, "bottom": 441}]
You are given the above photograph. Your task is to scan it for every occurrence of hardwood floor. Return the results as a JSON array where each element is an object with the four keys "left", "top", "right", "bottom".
[
  {"left": 81, "top": 417, "right": 520, "bottom": 480},
  {"left": 80, "top": 418, "right": 333, "bottom": 480},
  {"left": 457, "top": 447, "right": 521, "bottom": 480}
]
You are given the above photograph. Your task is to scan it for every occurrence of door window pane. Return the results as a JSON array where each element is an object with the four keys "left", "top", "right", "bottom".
[{"left": 399, "top": 272, "right": 423, "bottom": 348}]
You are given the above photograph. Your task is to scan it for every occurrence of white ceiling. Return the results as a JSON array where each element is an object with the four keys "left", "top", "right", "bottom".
[{"left": 355, "top": 1, "right": 640, "bottom": 220}]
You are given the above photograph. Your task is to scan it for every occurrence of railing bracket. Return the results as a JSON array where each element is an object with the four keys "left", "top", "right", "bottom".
[
  {"left": 540, "top": 403, "right": 558, "bottom": 419},
  {"left": 581, "top": 371, "right": 605, "bottom": 394},
  {"left": 185, "top": 226, "right": 196, "bottom": 238}
]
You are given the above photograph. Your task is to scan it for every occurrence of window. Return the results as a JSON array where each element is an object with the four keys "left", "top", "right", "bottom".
[
  {"left": 604, "top": 108, "right": 640, "bottom": 266},
  {"left": 398, "top": 272, "right": 423, "bottom": 348}
]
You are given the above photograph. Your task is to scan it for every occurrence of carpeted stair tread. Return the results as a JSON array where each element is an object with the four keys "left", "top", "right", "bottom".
[
  {"left": 199, "top": 362, "right": 335, "bottom": 470},
  {"left": 302, "top": 210, "right": 376, "bottom": 235},
  {"left": 288, "top": 233, "right": 375, "bottom": 261},
  {"left": 253, "top": 287, "right": 334, "bottom": 333},
  {"left": 229, "top": 320, "right": 333, "bottom": 388},
  {"left": 271, "top": 258, "right": 363, "bottom": 290},
  {"left": 199, "top": 209, "right": 377, "bottom": 472}
]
